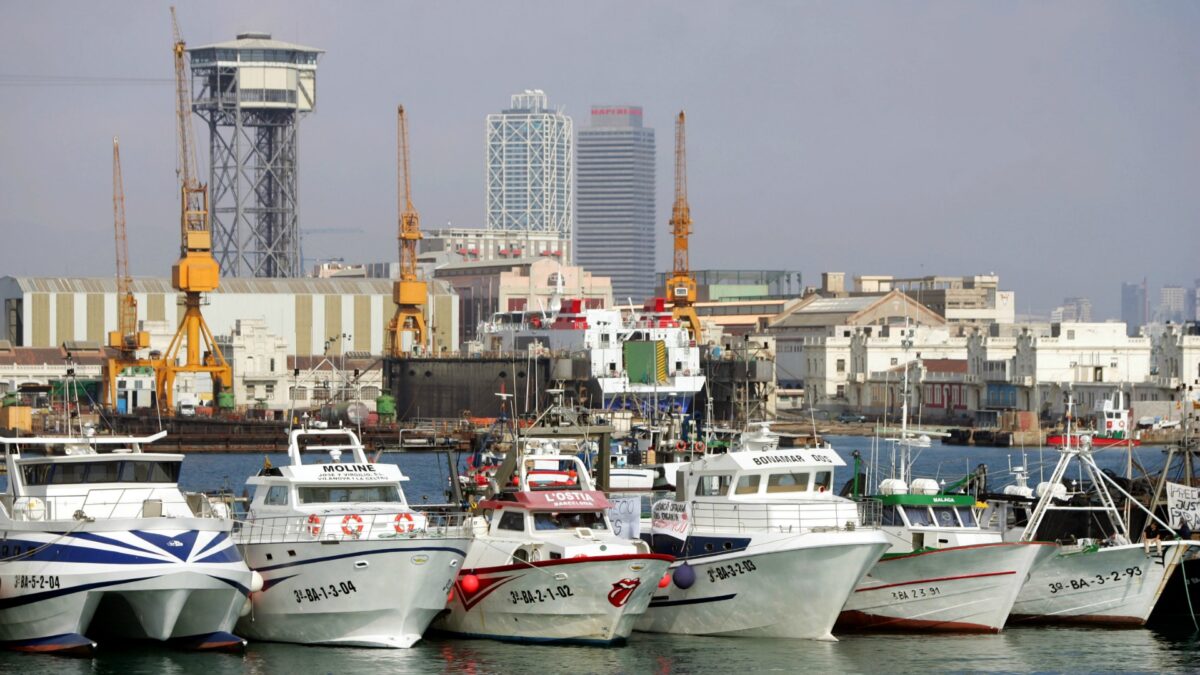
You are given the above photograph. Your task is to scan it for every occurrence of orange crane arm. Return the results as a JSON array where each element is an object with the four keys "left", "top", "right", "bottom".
[
  {"left": 671, "top": 111, "right": 691, "bottom": 279},
  {"left": 112, "top": 137, "right": 136, "bottom": 338},
  {"left": 397, "top": 105, "right": 421, "bottom": 282}
]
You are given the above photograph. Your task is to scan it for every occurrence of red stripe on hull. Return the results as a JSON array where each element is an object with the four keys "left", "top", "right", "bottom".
[
  {"left": 856, "top": 569, "right": 1016, "bottom": 593},
  {"left": 1045, "top": 435, "right": 1139, "bottom": 448},
  {"left": 836, "top": 609, "right": 999, "bottom": 634},
  {"left": 462, "top": 552, "right": 673, "bottom": 576}
]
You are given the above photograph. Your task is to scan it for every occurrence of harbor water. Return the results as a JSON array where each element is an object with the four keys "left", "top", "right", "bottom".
[{"left": 3, "top": 436, "right": 1199, "bottom": 673}]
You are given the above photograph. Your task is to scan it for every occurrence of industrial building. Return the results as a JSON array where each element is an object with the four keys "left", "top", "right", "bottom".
[
  {"left": 0, "top": 276, "right": 408, "bottom": 356},
  {"left": 576, "top": 105, "right": 656, "bottom": 302}
]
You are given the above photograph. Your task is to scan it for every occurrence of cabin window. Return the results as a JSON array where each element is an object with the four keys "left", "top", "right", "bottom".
[
  {"left": 22, "top": 460, "right": 181, "bottom": 486},
  {"left": 734, "top": 474, "right": 761, "bottom": 495},
  {"left": 696, "top": 474, "right": 733, "bottom": 497},
  {"left": 767, "top": 472, "right": 810, "bottom": 493},
  {"left": 957, "top": 506, "right": 977, "bottom": 527},
  {"left": 264, "top": 486, "right": 289, "bottom": 506},
  {"left": 932, "top": 507, "right": 959, "bottom": 528},
  {"left": 814, "top": 471, "right": 832, "bottom": 492},
  {"left": 297, "top": 485, "right": 402, "bottom": 504},
  {"left": 882, "top": 505, "right": 902, "bottom": 526},
  {"left": 534, "top": 512, "right": 608, "bottom": 530},
  {"left": 498, "top": 511, "right": 526, "bottom": 531},
  {"left": 903, "top": 506, "right": 935, "bottom": 526}
]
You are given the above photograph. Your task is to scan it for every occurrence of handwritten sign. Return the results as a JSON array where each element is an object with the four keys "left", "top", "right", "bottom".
[
  {"left": 607, "top": 496, "right": 642, "bottom": 540},
  {"left": 1166, "top": 482, "right": 1200, "bottom": 530},
  {"left": 651, "top": 499, "right": 690, "bottom": 541}
]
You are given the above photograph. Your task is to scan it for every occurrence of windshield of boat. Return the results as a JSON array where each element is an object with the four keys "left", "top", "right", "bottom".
[
  {"left": 297, "top": 485, "right": 403, "bottom": 504},
  {"left": 21, "top": 459, "right": 181, "bottom": 486},
  {"left": 533, "top": 511, "right": 608, "bottom": 531}
]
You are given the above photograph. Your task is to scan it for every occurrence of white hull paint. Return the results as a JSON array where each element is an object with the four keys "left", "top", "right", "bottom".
[
  {"left": 839, "top": 542, "right": 1054, "bottom": 633},
  {"left": 0, "top": 523, "right": 249, "bottom": 649},
  {"left": 436, "top": 554, "right": 671, "bottom": 644},
  {"left": 637, "top": 537, "right": 888, "bottom": 640},
  {"left": 237, "top": 537, "right": 470, "bottom": 648},
  {"left": 1009, "top": 541, "right": 1196, "bottom": 625}
]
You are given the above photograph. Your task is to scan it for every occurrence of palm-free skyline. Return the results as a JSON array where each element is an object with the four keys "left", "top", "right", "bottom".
[{"left": 2, "top": 1, "right": 1197, "bottom": 319}]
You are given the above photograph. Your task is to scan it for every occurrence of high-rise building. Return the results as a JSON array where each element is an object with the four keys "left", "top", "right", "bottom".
[
  {"left": 576, "top": 105, "right": 656, "bottom": 302},
  {"left": 1058, "top": 297, "right": 1092, "bottom": 323},
  {"left": 485, "top": 90, "right": 573, "bottom": 261},
  {"left": 1120, "top": 281, "right": 1146, "bottom": 336},
  {"left": 1160, "top": 285, "right": 1186, "bottom": 323}
]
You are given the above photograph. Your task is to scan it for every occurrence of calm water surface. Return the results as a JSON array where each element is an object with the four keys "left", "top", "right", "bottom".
[{"left": 2, "top": 436, "right": 1195, "bottom": 673}]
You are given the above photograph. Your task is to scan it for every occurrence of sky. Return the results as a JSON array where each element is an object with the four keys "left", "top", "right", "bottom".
[{"left": 1, "top": 1, "right": 1198, "bottom": 319}]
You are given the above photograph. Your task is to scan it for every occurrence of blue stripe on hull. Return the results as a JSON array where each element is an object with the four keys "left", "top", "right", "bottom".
[
  {"left": 2, "top": 632, "right": 96, "bottom": 656},
  {"left": 0, "top": 576, "right": 156, "bottom": 611}
]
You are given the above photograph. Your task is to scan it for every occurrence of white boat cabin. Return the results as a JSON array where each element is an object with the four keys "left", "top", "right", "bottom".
[
  {"left": 244, "top": 428, "right": 425, "bottom": 540},
  {"left": 0, "top": 431, "right": 212, "bottom": 522}
]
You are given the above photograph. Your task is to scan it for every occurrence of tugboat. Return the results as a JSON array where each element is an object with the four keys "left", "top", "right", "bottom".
[
  {"left": 234, "top": 427, "right": 471, "bottom": 648},
  {"left": 435, "top": 445, "right": 672, "bottom": 644},
  {"left": 0, "top": 430, "right": 253, "bottom": 655}
]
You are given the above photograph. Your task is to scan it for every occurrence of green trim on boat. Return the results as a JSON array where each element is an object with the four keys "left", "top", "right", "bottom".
[{"left": 873, "top": 493, "right": 977, "bottom": 507}]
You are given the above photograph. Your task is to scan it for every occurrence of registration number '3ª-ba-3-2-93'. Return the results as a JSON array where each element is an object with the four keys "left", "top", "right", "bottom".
[{"left": 1048, "top": 567, "right": 1142, "bottom": 594}]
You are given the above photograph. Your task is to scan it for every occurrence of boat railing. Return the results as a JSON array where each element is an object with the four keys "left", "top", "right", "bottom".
[
  {"left": 689, "top": 499, "right": 881, "bottom": 534},
  {"left": 234, "top": 510, "right": 473, "bottom": 545},
  {"left": 9, "top": 487, "right": 195, "bottom": 522}
]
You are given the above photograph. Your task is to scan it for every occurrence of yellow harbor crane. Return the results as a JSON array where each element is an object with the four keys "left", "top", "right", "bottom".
[
  {"left": 386, "top": 104, "right": 427, "bottom": 356},
  {"left": 156, "top": 7, "right": 231, "bottom": 412},
  {"left": 103, "top": 137, "right": 152, "bottom": 409},
  {"left": 666, "top": 111, "right": 701, "bottom": 339}
]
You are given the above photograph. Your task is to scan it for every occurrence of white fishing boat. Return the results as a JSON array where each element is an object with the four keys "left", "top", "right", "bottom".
[
  {"left": 993, "top": 396, "right": 1198, "bottom": 625},
  {"left": 636, "top": 430, "right": 890, "bottom": 640},
  {"left": 837, "top": 481, "right": 1053, "bottom": 632},
  {"left": 434, "top": 450, "right": 672, "bottom": 644},
  {"left": 838, "top": 350, "right": 1053, "bottom": 634},
  {"left": 233, "top": 428, "right": 471, "bottom": 648},
  {"left": 0, "top": 431, "right": 254, "bottom": 655}
]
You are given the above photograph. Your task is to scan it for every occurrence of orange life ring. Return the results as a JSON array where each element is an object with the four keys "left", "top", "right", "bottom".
[
  {"left": 341, "top": 513, "right": 364, "bottom": 536},
  {"left": 693, "top": 441, "right": 706, "bottom": 453},
  {"left": 817, "top": 485, "right": 827, "bottom": 493},
  {"left": 307, "top": 513, "right": 322, "bottom": 536},
  {"left": 394, "top": 512, "right": 415, "bottom": 533},
  {"left": 675, "top": 440, "right": 686, "bottom": 451}
]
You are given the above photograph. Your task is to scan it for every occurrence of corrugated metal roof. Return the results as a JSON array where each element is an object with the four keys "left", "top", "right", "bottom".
[
  {"left": 800, "top": 296, "right": 877, "bottom": 313},
  {"left": 6, "top": 277, "right": 390, "bottom": 295}
]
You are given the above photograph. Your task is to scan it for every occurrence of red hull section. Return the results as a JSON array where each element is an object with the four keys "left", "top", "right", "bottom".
[
  {"left": 1046, "top": 435, "right": 1139, "bottom": 448},
  {"left": 836, "top": 610, "right": 999, "bottom": 634}
]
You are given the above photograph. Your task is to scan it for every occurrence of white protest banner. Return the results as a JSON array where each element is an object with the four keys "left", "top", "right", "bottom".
[
  {"left": 1166, "top": 481, "right": 1200, "bottom": 530},
  {"left": 606, "top": 495, "right": 642, "bottom": 540},
  {"left": 651, "top": 499, "right": 691, "bottom": 541}
]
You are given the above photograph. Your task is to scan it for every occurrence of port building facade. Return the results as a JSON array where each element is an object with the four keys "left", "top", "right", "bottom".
[{"left": 576, "top": 105, "right": 655, "bottom": 303}]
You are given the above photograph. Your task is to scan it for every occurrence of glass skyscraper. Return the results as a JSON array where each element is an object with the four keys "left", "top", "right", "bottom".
[
  {"left": 485, "top": 90, "right": 574, "bottom": 257},
  {"left": 575, "top": 105, "right": 656, "bottom": 303}
]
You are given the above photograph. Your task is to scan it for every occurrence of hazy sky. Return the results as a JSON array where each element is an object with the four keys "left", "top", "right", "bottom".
[{"left": 2, "top": 1, "right": 1197, "bottom": 319}]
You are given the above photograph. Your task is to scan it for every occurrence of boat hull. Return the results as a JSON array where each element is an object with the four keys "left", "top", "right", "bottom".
[
  {"left": 636, "top": 534, "right": 889, "bottom": 640},
  {"left": 837, "top": 542, "right": 1054, "bottom": 633},
  {"left": 434, "top": 553, "right": 672, "bottom": 645},
  {"left": 1009, "top": 541, "right": 1194, "bottom": 625},
  {"left": 0, "top": 523, "right": 250, "bottom": 653},
  {"left": 236, "top": 537, "right": 470, "bottom": 648}
]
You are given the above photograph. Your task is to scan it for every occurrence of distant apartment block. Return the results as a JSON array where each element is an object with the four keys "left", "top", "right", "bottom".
[
  {"left": 576, "top": 105, "right": 656, "bottom": 302},
  {"left": 1160, "top": 285, "right": 1186, "bottom": 323}
]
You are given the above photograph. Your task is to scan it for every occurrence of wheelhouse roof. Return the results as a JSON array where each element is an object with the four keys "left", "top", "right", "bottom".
[{"left": 691, "top": 448, "right": 846, "bottom": 473}]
